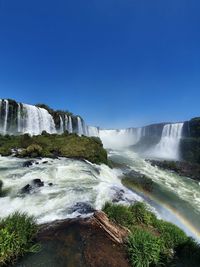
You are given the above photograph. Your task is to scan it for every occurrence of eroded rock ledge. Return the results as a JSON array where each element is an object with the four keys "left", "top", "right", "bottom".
[{"left": 15, "top": 212, "right": 130, "bottom": 267}]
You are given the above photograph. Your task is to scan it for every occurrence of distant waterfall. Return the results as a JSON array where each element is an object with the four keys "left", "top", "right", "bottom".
[
  {"left": 0, "top": 99, "right": 94, "bottom": 136},
  {"left": 99, "top": 128, "right": 142, "bottom": 149},
  {"left": 3, "top": 100, "right": 9, "bottom": 134},
  {"left": 68, "top": 116, "right": 73, "bottom": 133},
  {"left": 22, "top": 104, "right": 56, "bottom": 135},
  {"left": 77, "top": 117, "right": 84, "bottom": 136},
  {"left": 87, "top": 126, "right": 99, "bottom": 137},
  {"left": 149, "top": 123, "right": 184, "bottom": 160},
  {"left": 59, "top": 116, "right": 64, "bottom": 133}
]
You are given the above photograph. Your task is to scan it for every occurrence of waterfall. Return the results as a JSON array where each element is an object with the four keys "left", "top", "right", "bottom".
[
  {"left": 65, "top": 115, "right": 68, "bottom": 132},
  {"left": 149, "top": 123, "right": 184, "bottom": 160},
  {"left": 68, "top": 116, "right": 73, "bottom": 133},
  {"left": 22, "top": 104, "right": 56, "bottom": 135},
  {"left": 77, "top": 117, "right": 84, "bottom": 136},
  {"left": 0, "top": 99, "right": 92, "bottom": 136},
  {"left": 99, "top": 128, "right": 142, "bottom": 149},
  {"left": 87, "top": 126, "right": 99, "bottom": 137},
  {"left": 59, "top": 116, "right": 64, "bottom": 133},
  {"left": 17, "top": 104, "right": 22, "bottom": 133},
  {"left": 3, "top": 100, "right": 9, "bottom": 134}
]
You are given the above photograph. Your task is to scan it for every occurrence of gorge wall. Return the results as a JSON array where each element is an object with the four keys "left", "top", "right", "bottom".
[
  {"left": 0, "top": 99, "right": 199, "bottom": 163},
  {"left": 0, "top": 99, "right": 98, "bottom": 137}
]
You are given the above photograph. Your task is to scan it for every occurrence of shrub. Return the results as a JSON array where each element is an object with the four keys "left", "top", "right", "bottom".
[
  {"left": 172, "top": 237, "right": 200, "bottom": 266},
  {"left": 103, "top": 202, "right": 134, "bottom": 227},
  {"left": 127, "top": 228, "right": 162, "bottom": 267},
  {"left": 155, "top": 220, "right": 187, "bottom": 249},
  {"left": 129, "top": 202, "right": 157, "bottom": 226},
  {"left": 21, "top": 144, "right": 43, "bottom": 157},
  {"left": 0, "top": 212, "right": 39, "bottom": 266}
]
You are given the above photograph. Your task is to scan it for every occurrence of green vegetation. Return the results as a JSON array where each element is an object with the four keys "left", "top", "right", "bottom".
[
  {"left": 122, "top": 175, "right": 153, "bottom": 193},
  {"left": 127, "top": 229, "right": 162, "bottom": 267},
  {"left": 0, "top": 213, "right": 39, "bottom": 266},
  {"left": 103, "top": 202, "right": 200, "bottom": 267},
  {"left": 0, "top": 132, "right": 108, "bottom": 165}
]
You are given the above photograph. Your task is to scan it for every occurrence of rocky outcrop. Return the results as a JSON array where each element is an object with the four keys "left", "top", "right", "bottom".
[
  {"left": 180, "top": 118, "right": 200, "bottom": 164},
  {"left": 149, "top": 160, "right": 200, "bottom": 182},
  {"left": 14, "top": 212, "right": 130, "bottom": 267},
  {"left": 92, "top": 211, "right": 129, "bottom": 244}
]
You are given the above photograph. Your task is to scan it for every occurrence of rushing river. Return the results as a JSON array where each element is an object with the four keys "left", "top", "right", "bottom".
[{"left": 0, "top": 149, "right": 200, "bottom": 242}]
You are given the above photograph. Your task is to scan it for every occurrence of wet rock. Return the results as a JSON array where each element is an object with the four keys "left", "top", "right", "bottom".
[
  {"left": 48, "top": 183, "right": 53, "bottom": 186},
  {"left": 42, "top": 161, "right": 48, "bottom": 164},
  {"left": 93, "top": 211, "right": 129, "bottom": 244},
  {"left": 14, "top": 212, "right": 130, "bottom": 267},
  {"left": 71, "top": 202, "right": 95, "bottom": 214},
  {"left": 149, "top": 160, "right": 200, "bottom": 181},
  {"left": 123, "top": 170, "right": 153, "bottom": 192},
  {"left": 112, "top": 189, "right": 126, "bottom": 203},
  {"left": 23, "top": 160, "right": 35, "bottom": 167},
  {"left": 32, "top": 179, "right": 44, "bottom": 187},
  {"left": 21, "top": 184, "right": 32, "bottom": 194}
]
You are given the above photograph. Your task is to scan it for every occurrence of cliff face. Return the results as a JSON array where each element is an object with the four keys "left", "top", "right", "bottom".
[
  {"left": 180, "top": 118, "right": 200, "bottom": 164},
  {"left": 0, "top": 99, "right": 95, "bottom": 136}
]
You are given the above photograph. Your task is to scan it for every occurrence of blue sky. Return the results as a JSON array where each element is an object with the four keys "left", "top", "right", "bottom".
[{"left": 0, "top": 0, "right": 200, "bottom": 128}]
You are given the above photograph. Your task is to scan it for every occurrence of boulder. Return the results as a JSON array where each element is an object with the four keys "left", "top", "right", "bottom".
[
  {"left": 21, "top": 184, "right": 32, "bottom": 194},
  {"left": 32, "top": 179, "right": 44, "bottom": 187},
  {"left": 71, "top": 202, "right": 95, "bottom": 214},
  {"left": 22, "top": 160, "right": 35, "bottom": 167}
]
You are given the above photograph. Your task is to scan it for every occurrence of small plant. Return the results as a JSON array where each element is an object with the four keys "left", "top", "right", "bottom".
[
  {"left": 129, "top": 202, "right": 157, "bottom": 226},
  {"left": 154, "top": 220, "right": 187, "bottom": 249},
  {"left": 103, "top": 202, "right": 134, "bottom": 227},
  {"left": 127, "top": 228, "right": 162, "bottom": 267},
  {"left": 0, "top": 212, "right": 40, "bottom": 266}
]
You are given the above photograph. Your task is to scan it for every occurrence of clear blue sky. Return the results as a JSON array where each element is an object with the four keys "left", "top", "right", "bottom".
[{"left": 0, "top": 0, "right": 200, "bottom": 128}]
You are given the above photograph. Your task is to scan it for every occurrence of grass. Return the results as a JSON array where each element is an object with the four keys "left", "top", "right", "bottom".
[
  {"left": 0, "top": 132, "right": 108, "bottom": 165},
  {"left": 0, "top": 212, "right": 40, "bottom": 266},
  {"left": 127, "top": 229, "right": 162, "bottom": 267},
  {"left": 103, "top": 201, "right": 200, "bottom": 267}
]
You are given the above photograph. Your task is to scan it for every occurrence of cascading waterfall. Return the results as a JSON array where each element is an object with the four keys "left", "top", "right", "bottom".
[
  {"left": 17, "top": 104, "right": 22, "bottom": 133},
  {"left": 99, "top": 128, "right": 142, "bottom": 149},
  {"left": 0, "top": 100, "right": 91, "bottom": 136},
  {"left": 68, "top": 116, "right": 73, "bottom": 133},
  {"left": 59, "top": 116, "right": 64, "bottom": 133},
  {"left": 22, "top": 104, "right": 56, "bottom": 135},
  {"left": 147, "top": 123, "right": 184, "bottom": 160},
  {"left": 77, "top": 117, "right": 84, "bottom": 136},
  {"left": 87, "top": 126, "right": 99, "bottom": 137},
  {"left": 3, "top": 100, "right": 9, "bottom": 134}
]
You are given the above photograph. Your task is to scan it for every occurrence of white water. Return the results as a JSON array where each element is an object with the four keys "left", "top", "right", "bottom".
[
  {"left": 22, "top": 104, "right": 56, "bottom": 135},
  {"left": 68, "top": 116, "right": 73, "bottom": 133},
  {"left": 99, "top": 128, "right": 142, "bottom": 149},
  {"left": 109, "top": 149, "right": 200, "bottom": 241},
  {"left": 3, "top": 100, "right": 9, "bottom": 134},
  {"left": 147, "top": 123, "right": 183, "bottom": 160},
  {"left": 87, "top": 126, "right": 99, "bottom": 137},
  {"left": 17, "top": 104, "right": 22, "bottom": 133},
  {"left": 0, "top": 100, "right": 93, "bottom": 136},
  {"left": 77, "top": 117, "right": 84, "bottom": 136},
  {"left": 0, "top": 156, "right": 141, "bottom": 224},
  {"left": 59, "top": 116, "right": 64, "bottom": 134}
]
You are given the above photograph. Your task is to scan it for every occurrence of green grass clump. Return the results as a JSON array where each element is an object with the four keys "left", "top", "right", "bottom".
[
  {"left": 103, "top": 202, "right": 134, "bottom": 227},
  {"left": 0, "top": 133, "right": 108, "bottom": 165},
  {"left": 154, "top": 220, "right": 187, "bottom": 249},
  {"left": 127, "top": 228, "right": 162, "bottom": 267},
  {"left": 0, "top": 212, "right": 39, "bottom": 266},
  {"left": 103, "top": 201, "right": 200, "bottom": 267}
]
